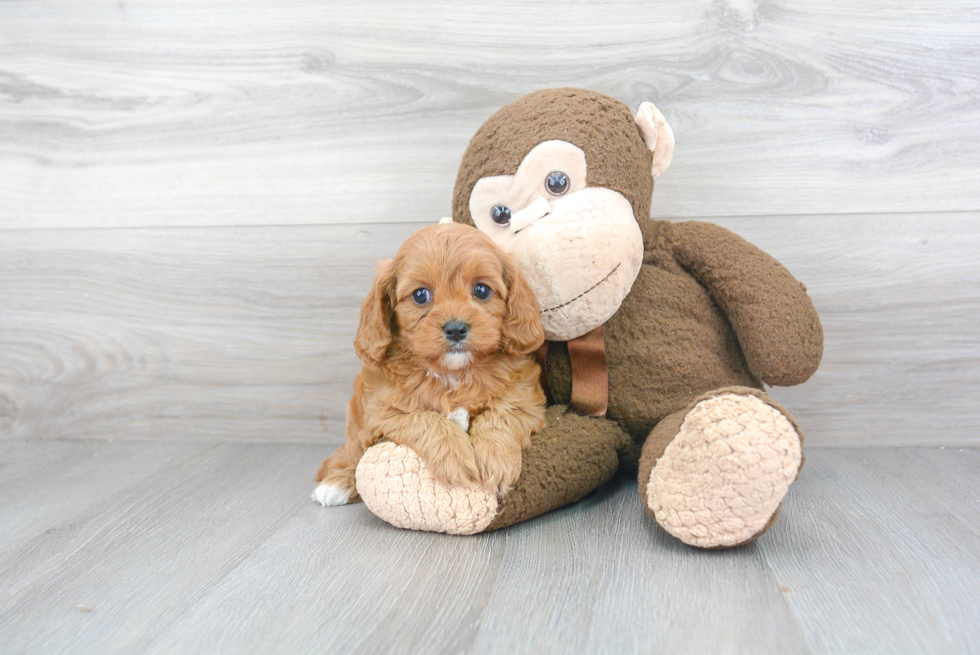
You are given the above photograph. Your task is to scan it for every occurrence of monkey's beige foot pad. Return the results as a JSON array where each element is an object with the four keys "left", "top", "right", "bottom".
[
  {"left": 646, "top": 394, "right": 802, "bottom": 548},
  {"left": 355, "top": 442, "right": 498, "bottom": 535}
]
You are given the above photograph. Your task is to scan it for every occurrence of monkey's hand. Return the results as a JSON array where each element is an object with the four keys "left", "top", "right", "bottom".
[{"left": 668, "top": 220, "right": 823, "bottom": 386}]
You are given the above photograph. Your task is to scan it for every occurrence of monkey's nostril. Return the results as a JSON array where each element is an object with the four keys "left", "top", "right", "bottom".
[{"left": 443, "top": 320, "right": 469, "bottom": 343}]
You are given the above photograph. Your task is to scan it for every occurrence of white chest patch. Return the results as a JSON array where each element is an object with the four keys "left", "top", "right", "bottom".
[
  {"left": 441, "top": 351, "right": 473, "bottom": 371},
  {"left": 427, "top": 369, "right": 460, "bottom": 389}
]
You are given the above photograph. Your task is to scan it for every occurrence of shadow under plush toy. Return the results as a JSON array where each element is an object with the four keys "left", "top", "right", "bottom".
[{"left": 355, "top": 88, "right": 823, "bottom": 548}]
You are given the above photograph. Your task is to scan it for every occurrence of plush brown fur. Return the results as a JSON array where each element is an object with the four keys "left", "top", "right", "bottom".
[
  {"left": 315, "top": 223, "right": 546, "bottom": 500},
  {"left": 486, "top": 404, "right": 633, "bottom": 531},
  {"left": 452, "top": 89, "right": 823, "bottom": 540}
]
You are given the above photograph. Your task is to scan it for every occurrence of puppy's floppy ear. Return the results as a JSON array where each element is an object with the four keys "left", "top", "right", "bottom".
[
  {"left": 354, "top": 259, "right": 396, "bottom": 364},
  {"left": 500, "top": 252, "right": 545, "bottom": 355}
]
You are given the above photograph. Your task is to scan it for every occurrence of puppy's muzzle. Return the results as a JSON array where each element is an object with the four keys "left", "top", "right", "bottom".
[{"left": 442, "top": 320, "right": 469, "bottom": 345}]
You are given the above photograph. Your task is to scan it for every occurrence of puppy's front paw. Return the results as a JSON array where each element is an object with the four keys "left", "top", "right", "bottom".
[
  {"left": 312, "top": 482, "right": 352, "bottom": 507},
  {"left": 472, "top": 437, "right": 522, "bottom": 497},
  {"left": 356, "top": 442, "right": 498, "bottom": 535},
  {"left": 420, "top": 436, "right": 481, "bottom": 489}
]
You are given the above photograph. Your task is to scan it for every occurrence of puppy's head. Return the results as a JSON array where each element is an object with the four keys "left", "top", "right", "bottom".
[{"left": 354, "top": 223, "right": 544, "bottom": 371}]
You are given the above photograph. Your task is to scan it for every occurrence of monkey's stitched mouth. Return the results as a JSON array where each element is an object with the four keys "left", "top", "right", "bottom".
[
  {"left": 541, "top": 263, "right": 621, "bottom": 314},
  {"left": 513, "top": 213, "right": 549, "bottom": 236}
]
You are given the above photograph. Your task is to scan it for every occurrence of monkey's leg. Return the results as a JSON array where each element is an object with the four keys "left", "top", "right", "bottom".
[
  {"left": 637, "top": 386, "right": 805, "bottom": 549},
  {"left": 355, "top": 405, "right": 631, "bottom": 535}
]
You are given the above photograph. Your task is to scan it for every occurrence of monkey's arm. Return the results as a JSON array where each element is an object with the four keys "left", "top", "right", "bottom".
[{"left": 667, "top": 220, "right": 823, "bottom": 386}]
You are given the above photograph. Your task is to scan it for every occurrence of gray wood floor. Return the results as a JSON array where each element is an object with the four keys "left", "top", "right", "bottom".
[{"left": 0, "top": 440, "right": 977, "bottom": 654}]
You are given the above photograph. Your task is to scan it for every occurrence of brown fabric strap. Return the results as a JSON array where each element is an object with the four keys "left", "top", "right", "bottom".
[
  {"left": 567, "top": 325, "right": 608, "bottom": 417},
  {"left": 534, "top": 342, "right": 551, "bottom": 401}
]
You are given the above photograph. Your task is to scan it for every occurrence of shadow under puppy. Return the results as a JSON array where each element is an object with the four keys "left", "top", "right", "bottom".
[{"left": 313, "top": 222, "right": 546, "bottom": 506}]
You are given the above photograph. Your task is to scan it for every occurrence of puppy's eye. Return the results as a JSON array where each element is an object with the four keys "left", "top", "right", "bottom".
[
  {"left": 412, "top": 288, "right": 431, "bottom": 305},
  {"left": 473, "top": 284, "right": 492, "bottom": 301},
  {"left": 491, "top": 205, "right": 511, "bottom": 226},
  {"left": 545, "top": 171, "right": 569, "bottom": 196}
]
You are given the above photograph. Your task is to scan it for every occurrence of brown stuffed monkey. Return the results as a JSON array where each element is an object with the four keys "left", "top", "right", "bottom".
[{"left": 354, "top": 88, "right": 823, "bottom": 548}]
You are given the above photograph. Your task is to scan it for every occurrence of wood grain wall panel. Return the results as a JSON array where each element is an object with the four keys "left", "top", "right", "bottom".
[
  {"left": 1, "top": 0, "right": 978, "bottom": 229},
  {"left": 0, "top": 222, "right": 420, "bottom": 443},
  {"left": 1, "top": 214, "right": 976, "bottom": 445}
]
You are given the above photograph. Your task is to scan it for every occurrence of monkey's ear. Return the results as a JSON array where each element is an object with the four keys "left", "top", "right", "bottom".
[
  {"left": 500, "top": 253, "right": 545, "bottom": 355},
  {"left": 354, "top": 259, "right": 396, "bottom": 365},
  {"left": 634, "top": 101, "right": 675, "bottom": 179}
]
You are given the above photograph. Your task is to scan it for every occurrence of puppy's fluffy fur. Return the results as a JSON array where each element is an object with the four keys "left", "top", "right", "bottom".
[{"left": 313, "top": 223, "right": 546, "bottom": 506}]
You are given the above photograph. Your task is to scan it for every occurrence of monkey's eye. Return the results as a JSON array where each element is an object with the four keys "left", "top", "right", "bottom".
[
  {"left": 412, "top": 288, "right": 431, "bottom": 305},
  {"left": 491, "top": 205, "right": 511, "bottom": 225},
  {"left": 545, "top": 171, "right": 570, "bottom": 196},
  {"left": 473, "top": 283, "right": 492, "bottom": 301}
]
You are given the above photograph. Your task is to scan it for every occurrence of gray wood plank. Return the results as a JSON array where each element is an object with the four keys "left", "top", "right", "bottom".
[
  {"left": 145, "top": 477, "right": 806, "bottom": 655},
  {"left": 0, "top": 222, "right": 421, "bottom": 443},
  {"left": 849, "top": 447, "right": 980, "bottom": 520},
  {"left": 0, "top": 442, "right": 318, "bottom": 654},
  {"left": 0, "top": 439, "right": 98, "bottom": 483},
  {"left": 144, "top": 488, "right": 507, "bottom": 654},
  {"left": 2, "top": 214, "right": 977, "bottom": 446},
  {"left": 1, "top": 0, "right": 978, "bottom": 229},
  {"left": 1, "top": 442, "right": 977, "bottom": 654},
  {"left": 467, "top": 484, "right": 809, "bottom": 655},
  {"left": 0, "top": 440, "right": 209, "bottom": 554},
  {"left": 760, "top": 448, "right": 980, "bottom": 654}
]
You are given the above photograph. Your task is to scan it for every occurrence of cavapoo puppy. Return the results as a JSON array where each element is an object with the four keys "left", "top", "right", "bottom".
[{"left": 313, "top": 222, "right": 546, "bottom": 507}]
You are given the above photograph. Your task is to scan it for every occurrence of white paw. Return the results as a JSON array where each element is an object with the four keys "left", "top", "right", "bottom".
[
  {"left": 312, "top": 482, "right": 351, "bottom": 507},
  {"left": 447, "top": 408, "right": 469, "bottom": 432}
]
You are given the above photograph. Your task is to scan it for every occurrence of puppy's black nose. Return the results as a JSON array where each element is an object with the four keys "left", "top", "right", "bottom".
[{"left": 443, "top": 320, "right": 469, "bottom": 343}]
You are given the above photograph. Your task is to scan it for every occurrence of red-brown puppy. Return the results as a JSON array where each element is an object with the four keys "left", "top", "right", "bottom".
[{"left": 313, "top": 222, "right": 546, "bottom": 507}]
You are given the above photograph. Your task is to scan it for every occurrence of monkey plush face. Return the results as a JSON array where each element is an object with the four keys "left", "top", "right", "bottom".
[
  {"left": 453, "top": 89, "right": 674, "bottom": 341},
  {"left": 468, "top": 140, "right": 644, "bottom": 340}
]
